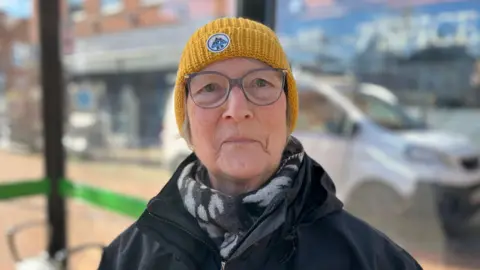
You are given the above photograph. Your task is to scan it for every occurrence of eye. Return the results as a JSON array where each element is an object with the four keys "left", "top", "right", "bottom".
[
  {"left": 201, "top": 84, "right": 217, "bottom": 93},
  {"left": 253, "top": 78, "right": 269, "bottom": 87}
]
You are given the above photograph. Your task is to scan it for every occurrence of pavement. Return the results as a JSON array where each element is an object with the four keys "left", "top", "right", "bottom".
[{"left": 0, "top": 150, "right": 479, "bottom": 269}]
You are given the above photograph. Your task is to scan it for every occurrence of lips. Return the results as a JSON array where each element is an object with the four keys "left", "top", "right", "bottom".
[{"left": 223, "top": 136, "right": 257, "bottom": 144}]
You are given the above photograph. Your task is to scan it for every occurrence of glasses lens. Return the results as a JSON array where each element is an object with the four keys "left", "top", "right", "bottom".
[
  {"left": 189, "top": 73, "right": 229, "bottom": 107},
  {"left": 242, "top": 70, "right": 285, "bottom": 105}
]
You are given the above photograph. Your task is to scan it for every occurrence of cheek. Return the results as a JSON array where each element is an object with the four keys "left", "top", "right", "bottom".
[
  {"left": 188, "top": 103, "right": 219, "bottom": 146},
  {"left": 268, "top": 95, "right": 288, "bottom": 129},
  {"left": 256, "top": 97, "right": 288, "bottom": 144},
  {"left": 258, "top": 109, "right": 287, "bottom": 132}
]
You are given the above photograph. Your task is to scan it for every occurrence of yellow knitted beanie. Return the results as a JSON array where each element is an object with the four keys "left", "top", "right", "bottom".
[{"left": 174, "top": 17, "right": 298, "bottom": 135}]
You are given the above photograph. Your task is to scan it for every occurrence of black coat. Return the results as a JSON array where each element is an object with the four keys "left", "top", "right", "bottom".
[{"left": 98, "top": 153, "right": 423, "bottom": 270}]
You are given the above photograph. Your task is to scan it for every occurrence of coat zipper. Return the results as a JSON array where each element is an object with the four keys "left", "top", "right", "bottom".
[
  {"left": 148, "top": 200, "right": 283, "bottom": 270},
  {"left": 219, "top": 201, "right": 284, "bottom": 270},
  {"left": 224, "top": 201, "right": 283, "bottom": 260}
]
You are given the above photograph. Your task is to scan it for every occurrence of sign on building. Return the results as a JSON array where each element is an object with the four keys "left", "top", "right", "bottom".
[
  {"left": 12, "top": 42, "right": 32, "bottom": 68},
  {"left": 74, "top": 87, "right": 94, "bottom": 110}
]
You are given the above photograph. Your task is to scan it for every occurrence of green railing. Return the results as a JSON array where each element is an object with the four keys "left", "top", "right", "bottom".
[{"left": 0, "top": 179, "right": 147, "bottom": 219}]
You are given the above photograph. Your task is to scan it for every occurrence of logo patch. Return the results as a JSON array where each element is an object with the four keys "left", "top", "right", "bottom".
[{"left": 206, "top": 33, "right": 230, "bottom": 53}]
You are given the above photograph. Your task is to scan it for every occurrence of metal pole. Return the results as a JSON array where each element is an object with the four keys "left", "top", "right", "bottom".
[
  {"left": 265, "top": 0, "right": 277, "bottom": 30},
  {"left": 237, "top": 0, "right": 277, "bottom": 30},
  {"left": 38, "top": 0, "right": 67, "bottom": 266}
]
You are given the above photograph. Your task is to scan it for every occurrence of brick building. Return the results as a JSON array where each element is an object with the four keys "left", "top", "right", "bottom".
[
  {"left": 0, "top": 12, "right": 32, "bottom": 91},
  {"left": 28, "top": 0, "right": 235, "bottom": 147},
  {"left": 30, "top": 0, "right": 231, "bottom": 41},
  {"left": 0, "top": 11, "right": 41, "bottom": 150}
]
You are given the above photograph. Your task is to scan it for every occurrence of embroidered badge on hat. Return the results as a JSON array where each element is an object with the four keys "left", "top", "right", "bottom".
[{"left": 206, "top": 33, "right": 230, "bottom": 53}]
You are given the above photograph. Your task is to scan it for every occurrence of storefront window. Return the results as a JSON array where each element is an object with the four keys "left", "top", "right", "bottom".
[
  {"left": 278, "top": 1, "right": 480, "bottom": 269},
  {"left": 101, "top": 0, "right": 123, "bottom": 14},
  {"left": 68, "top": 0, "right": 85, "bottom": 21}
]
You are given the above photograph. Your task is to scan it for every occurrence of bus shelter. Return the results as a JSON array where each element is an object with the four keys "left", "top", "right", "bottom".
[{"left": 0, "top": 0, "right": 276, "bottom": 268}]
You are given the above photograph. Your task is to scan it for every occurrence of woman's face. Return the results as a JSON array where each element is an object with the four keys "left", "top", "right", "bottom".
[{"left": 186, "top": 58, "right": 288, "bottom": 191}]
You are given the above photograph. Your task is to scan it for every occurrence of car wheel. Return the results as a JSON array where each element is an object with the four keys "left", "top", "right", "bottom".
[
  {"left": 78, "top": 151, "right": 93, "bottom": 161},
  {"left": 436, "top": 195, "right": 470, "bottom": 239},
  {"left": 345, "top": 182, "right": 404, "bottom": 231}
]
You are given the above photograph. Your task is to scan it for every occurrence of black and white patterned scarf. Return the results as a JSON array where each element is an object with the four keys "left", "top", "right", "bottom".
[{"left": 177, "top": 138, "right": 304, "bottom": 259}]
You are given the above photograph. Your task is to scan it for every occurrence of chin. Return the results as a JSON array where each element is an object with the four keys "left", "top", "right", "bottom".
[
  {"left": 218, "top": 158, "right": 267, "bottom": 180},
  {"left": 216, "top": 146, "right": 272, "bottom": 178},
  {"left": 224, "top": 168, "right": 263, "bottom": 181}
]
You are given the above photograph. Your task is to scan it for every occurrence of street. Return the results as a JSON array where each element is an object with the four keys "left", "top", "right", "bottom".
[{"left": 0, "top": 151, "right": 479, "bottom": 269}]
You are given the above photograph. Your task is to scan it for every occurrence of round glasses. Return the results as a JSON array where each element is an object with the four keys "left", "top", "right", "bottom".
[{"left": 185, "top": 68, "right": 287, "bottom": 108}]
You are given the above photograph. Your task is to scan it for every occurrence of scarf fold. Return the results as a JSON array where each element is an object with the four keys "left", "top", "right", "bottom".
[{"left": 177, "top": 137, "right": 305, "bottom": 259}]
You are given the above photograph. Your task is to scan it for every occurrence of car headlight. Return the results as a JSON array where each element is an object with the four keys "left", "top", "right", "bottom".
[
  {"left": 73, "top": 138, "right": 87, "bottom": 151},
  {"left": 63, "top": 137, "right": 88, "bottom": 151},
  {"left": 405, "top": 145, "right": 451, "bottom": 167}
]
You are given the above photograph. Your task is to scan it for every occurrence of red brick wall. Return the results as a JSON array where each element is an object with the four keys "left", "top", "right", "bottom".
[
  {"left": 30, "top": 0, "right": 230, "bottom": 41},
  {"left": 0, "top": 13, "right": 32, "bottom": 90}
]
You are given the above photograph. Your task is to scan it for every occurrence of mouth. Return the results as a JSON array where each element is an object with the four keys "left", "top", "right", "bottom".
[{"left": 223, "top": 137, "right": 258, "bottom": 145}]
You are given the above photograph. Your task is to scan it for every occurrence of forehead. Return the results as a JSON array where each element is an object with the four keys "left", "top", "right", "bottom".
[{"left": 201, "top": 58, "right": 271, "bottom": 76}]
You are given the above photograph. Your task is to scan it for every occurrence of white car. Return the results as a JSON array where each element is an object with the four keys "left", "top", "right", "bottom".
[
  {"left": 294, "top": 73, "right": 480, "bottom": 238},
  {"left": 161, "top": 74, "right": 480, "bottom": 238}
]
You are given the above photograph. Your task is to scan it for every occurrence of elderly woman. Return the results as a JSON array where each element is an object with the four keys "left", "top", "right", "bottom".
[{"left": 99, "top": 17, "right": 421, "bottom": 270}]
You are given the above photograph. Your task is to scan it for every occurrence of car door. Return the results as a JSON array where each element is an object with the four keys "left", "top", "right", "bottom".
[{"left": 293, "top": 84, "right": 355, "bottom": 190}]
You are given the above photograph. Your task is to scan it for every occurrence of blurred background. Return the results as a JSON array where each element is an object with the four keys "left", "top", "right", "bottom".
[{"left": 0, "top": 0, "right": 480, "bottom": 269}]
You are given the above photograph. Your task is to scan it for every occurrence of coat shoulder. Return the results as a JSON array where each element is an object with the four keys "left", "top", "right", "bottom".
[
  {"left": 98, "top": 222, "right": 189, "bottom": 270},
  {"left": 298, "top": 210, "right": 423, "bottom": 270}
]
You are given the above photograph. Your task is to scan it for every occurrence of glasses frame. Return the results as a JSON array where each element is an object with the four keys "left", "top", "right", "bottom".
[{"left": 184, "top": 68, "right": 287, "bottom": 108}]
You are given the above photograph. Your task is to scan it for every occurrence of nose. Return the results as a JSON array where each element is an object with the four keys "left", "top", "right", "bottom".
[{"left": 222, "top": 86, "right": 253, "bottom": 121}]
